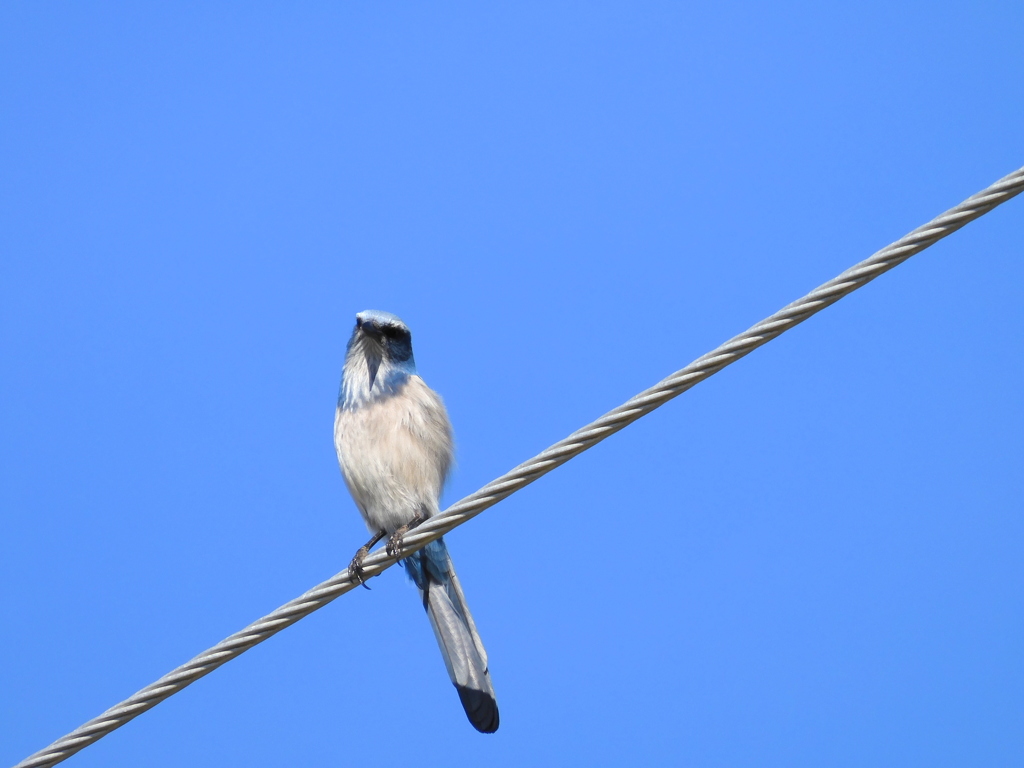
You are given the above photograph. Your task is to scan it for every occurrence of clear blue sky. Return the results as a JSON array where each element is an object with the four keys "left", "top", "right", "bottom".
[{"left": 2, "top": 4, "right": 1023, "bottom": 766}]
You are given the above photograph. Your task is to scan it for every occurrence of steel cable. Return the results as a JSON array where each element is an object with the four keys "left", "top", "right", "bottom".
[{"left": 14, "top": 164, "right": 1024, "bottom": 768}]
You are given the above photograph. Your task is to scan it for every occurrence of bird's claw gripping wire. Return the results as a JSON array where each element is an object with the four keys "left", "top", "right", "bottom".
[
  {"left": 348, "top": 530, "right": 386, "bottom": 589},
  {"left": 386, "top": 513, "right": 427, "bottom": 559},
  {"left": 348, "top": 547, "right": 371, "bottom": 589}
]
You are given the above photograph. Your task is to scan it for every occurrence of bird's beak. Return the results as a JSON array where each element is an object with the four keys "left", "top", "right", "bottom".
[
  {"left": 356, "top": 315, "right": 383, "bottom": 341},
  {"left": 356, "top": 315, "right": 382, "bottom": 389}
]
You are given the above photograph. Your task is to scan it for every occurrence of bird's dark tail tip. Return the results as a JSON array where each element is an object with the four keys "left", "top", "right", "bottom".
[{"left": 456, "top": 685, "right": 500, "bottom": 733}]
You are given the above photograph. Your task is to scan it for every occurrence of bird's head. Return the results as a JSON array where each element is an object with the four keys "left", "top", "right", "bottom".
[
  {"left": 352, "top": 310, "right": 414, "bottom": 365},
  {"left": 341, "top": 310, "right": 417, "bottom": 407}
]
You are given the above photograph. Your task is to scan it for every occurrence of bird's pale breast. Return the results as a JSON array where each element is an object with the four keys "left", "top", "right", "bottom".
[{"left": 334, "top": 375, "right": 454, "bottom": 533}]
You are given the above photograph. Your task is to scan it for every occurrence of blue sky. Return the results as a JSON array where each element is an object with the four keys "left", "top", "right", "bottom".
[{"left": 2, "top": 3, "right": 1023, "bottom": 766}]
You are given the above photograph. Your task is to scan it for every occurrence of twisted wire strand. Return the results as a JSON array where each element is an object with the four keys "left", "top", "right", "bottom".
[{"left": 15, "top": 165, "right": 1024, "bottom": 768}]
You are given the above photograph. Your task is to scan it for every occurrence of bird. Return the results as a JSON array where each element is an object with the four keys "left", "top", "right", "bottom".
[{"left": 334, "top": 309, "right": 499, "bottom": 733}]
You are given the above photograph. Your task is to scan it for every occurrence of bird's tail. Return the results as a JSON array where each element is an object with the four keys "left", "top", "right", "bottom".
[{"left": 404, "top": 538, "right": 499, "bottom": 733}]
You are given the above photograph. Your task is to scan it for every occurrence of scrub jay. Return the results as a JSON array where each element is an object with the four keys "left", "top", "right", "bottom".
[{"left": 334, "top": 310, "right": 499, "bottom": 733}]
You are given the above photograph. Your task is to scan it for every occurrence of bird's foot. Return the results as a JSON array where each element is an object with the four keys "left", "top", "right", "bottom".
[
  {"left": 348, "top": 529, "right": 386, "bottom": 589},
  {"left": 348, "top": 546, "right": 372, "bottom": 589},
  {"left": 386, "top": 513, "right": 427, "bottom": 559},
  {"left": 386, "top": 525, "right": 410, "bottom": 559}
]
